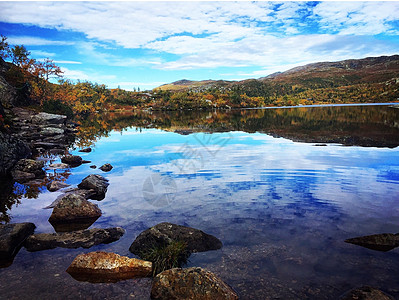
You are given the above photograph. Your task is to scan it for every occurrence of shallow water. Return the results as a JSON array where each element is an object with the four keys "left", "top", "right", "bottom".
[{"left": 1, "top": 105, "right": 399, "bottom": 299}]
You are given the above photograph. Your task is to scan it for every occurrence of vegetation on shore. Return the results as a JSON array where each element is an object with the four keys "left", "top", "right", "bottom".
[{"left": 1, "top": 34, "right": 398, "bottom": 122}]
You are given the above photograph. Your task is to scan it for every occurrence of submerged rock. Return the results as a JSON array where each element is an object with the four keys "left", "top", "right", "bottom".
[
  {"left": 129, "top": 222, "right": 222, "bottom": 256},
  {"left": 11, "top": 158, "right": 45, "bottom": 183},
  {"left": 78, "top": 147, "right": 92, "bottom": 153},
  {"left": 48, "top": 193, "right": 102, "bottom": 226},
  {"left": 24, "top": 227, "right": 125, "bottom": 252},
  {"left": 78, "top": 174, "right": 109, "bottom": 200},
  {"left": 47, "top": 180, "right": 70, "bottom": 192},
  {"left": 345, "top": 233, "right": 399, "bottom": 252},
  {"left": 66, "top": 251, "right": 152, "bottom": 283},
  {"left": 151, "top": 267, "right": 238, "bottom": 300},
  {"left": 340, "top": 286, "right": 393, "bottom": 300},
  {"left": 61, "top": 155, "right": 83, "bottom": 167},
  {"left": 0, "top": 223, "right": 36, "bottom": 264},
  {"left": 99, "top": 163, "right": 113, "bottom": 172}
]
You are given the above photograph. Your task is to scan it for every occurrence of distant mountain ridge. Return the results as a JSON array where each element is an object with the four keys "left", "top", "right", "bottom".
[{"left": 155, "top": 55, "right": 399, "bottom": 91}]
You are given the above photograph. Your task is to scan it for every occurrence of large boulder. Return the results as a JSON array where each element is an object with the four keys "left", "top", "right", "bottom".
[
  {"left": 151, "top": 267, "right": 238, "bottom": 300},
  {"left": 24, "top": 227, "right": 125, "bottom": 252},
  {"left": 10, "top": 158, "right": 45, "bottom": 183},
  {"left": 0, "top": 223, "right": 36, "bottom": 262},
  {"left": 340, "top": 286, "right": 393, "bottom": 300},
  {"left": 129, "top": 222, "right": 222, "bottom": 257},
  {"left": 48, "top": 193, "right": 102, "bottom": 228},
  {"left": 61, "top": 155, "right": 83, "bottom": 167},
  {"left": 66, "top": 251, "right": 152, "bottom": 283},
  {"left": 78, "top": 174, "right": 109, "bottom": 200},
  {"left": 345, "top": 233, "right": 399, "bottom": 252},
  {"left": 0, "top": 132, "right": 31, "bottom": 176}
]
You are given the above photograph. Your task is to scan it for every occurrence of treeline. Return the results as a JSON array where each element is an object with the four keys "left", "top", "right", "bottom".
[{"left": 1, "top": 35, "right": 398, "bottom": 117}]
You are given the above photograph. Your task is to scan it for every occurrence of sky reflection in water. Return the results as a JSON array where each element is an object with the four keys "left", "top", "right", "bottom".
[{"left": 3, "top": 107, "right": 399, "bottom": 299}]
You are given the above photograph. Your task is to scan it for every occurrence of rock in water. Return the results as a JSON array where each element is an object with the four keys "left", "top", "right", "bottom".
[
  {"left": 11, "top": 158, "right": 45, "bottom": 183},
  {"left": 345, "top": 233, "right": 399, "bottom": 251},
  {"left": 24, "top": 227, "right": 125, "bottom": 252},
  {"left": 99, "top": 163, "right": 113, "bottom": 172},
  {"left": 151, "top": 267, "right": 238, "bottom": 300},
  {"left": 340, "top": 286, "right": 393, "bottom": 300},
  {"left": 48, "top": 194, "right": 102, "bottom": 226},
  {"left": 78, "top": 174, "right": 109, "bottom": 200},
  {"left": 47, "top": 180, "right": 70, "bottom": 192},
  {"left": 61, "top": 155, "right": 83, "bottom": 167},
  {"left": 129, "top": 222, "right": 222, "bottom": 256},
  {"left": 78, "top": 147, "right": 92, "bottom": 153},
  {"left": 0, "top": 223, "right": 36, "bottom": 264},
  {"left": 66, "top": 251, "right": 152, "bottom": 283}
]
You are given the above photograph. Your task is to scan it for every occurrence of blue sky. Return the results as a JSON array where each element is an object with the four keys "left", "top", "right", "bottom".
[{"left": 1, "top": 1, "right": 399, "bottom": 91}]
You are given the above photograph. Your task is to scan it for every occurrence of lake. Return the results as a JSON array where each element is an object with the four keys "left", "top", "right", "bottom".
[{"left": 1, "top": 104, "right": 399, "bottom": 299}]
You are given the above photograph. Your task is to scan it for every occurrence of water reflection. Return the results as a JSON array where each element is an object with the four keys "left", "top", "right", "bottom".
[{"left": 1, "top": 105, "right": 399, "bottom": 299}]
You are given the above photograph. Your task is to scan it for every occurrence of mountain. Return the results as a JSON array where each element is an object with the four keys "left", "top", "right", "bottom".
[{"left": 154, "top": 55, "right": 399, "bottom": 92}]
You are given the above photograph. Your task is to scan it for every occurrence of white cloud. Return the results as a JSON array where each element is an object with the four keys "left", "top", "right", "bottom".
[
  {"left": 54, "top": 60, "right": 82, "bottom": 65},
  {"left": 6, "top": 36, "right": 73, "bottom": 46}
]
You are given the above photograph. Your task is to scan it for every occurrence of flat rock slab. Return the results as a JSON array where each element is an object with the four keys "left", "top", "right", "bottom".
[
  {"left": 129, "top": 222, "right": 222, "bottom": 257},
  {"left": 48, "top": 193, "right": 102, "bottom": 225},
  {"left": 340, "top": 286, "right": 393, "bottom": 300},
  {"left": 78, "top": 174, "right": 109, "bottom": 200},
  {"left": 24, "top": 227, "right": 125, "bottom": 252},
  {"left": 0, "top": 223, "right": 36, "bottom": 260},
  {"left": 67, "top": 251, "right": 152, "bottom": 283},
  {"left": 151, "top": 267, "right": 238, "bottom": 300},
  {"left": 31, "top": 112, "right": 66, "bottom": 125},
  {"left": 345, "top": 233, "right": 399, "bottom": 251}
]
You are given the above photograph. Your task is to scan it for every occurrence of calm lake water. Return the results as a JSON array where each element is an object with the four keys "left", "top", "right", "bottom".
[{"left": 1, "top": 104, "right": 399, "bottom": 299}]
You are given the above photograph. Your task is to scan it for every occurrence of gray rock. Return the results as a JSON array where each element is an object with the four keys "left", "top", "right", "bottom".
[
  {"left": 31, "top": 112, "right": 66, "bottom": 125},
  {"left": 0, "top": 132, "right": 31, "bottom": 176},
  {"left": 48, "top": 193, "right": 102, "bottom": 225},
  {"left": 345, "top": 233, "right": 399, "bottom": 252},
  {"left": 47, "top": 180, "right": 70, "bottom": 192},
  {"left": 78, "top": 174, "right": 109, "bottom": 200},
  {"left": 24, "top": 227, "right": 125, "bottom": 252},
  {"left": 0, "top": 223, "right": 36, "bottom": 259},
  {"left": 99, "top": 163, "right": 113, "bottom": 172},
  {"left": 39, "top": 127, "right": 65, "bottom": 136},
  {"left": 11, "top": 158, "right": 45, "bottom": 183},
  {"left": 61, "top": 155, "right": 83, "bottom": 167},
  {"left": 151, "top": 267, "right": 238, "bottom": 300},
  {"left": 43, "top": 188, "right": 98, "bottom": 209},
  {"left": 340, "top": 286, "right": 393, "bottom": 300},
  {"left": 129, "top": 222, "right": 222, "bottom": 257}
]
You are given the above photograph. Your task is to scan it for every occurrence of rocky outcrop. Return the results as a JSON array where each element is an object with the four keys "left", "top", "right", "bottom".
[
  {"left": 66, "top": 251, "right": 152, "bottom": 283},
  {"left": 345, "top": 233, "right": 399, "bottom": 252},
  {"left": 129, "top": 222, "right": 222, "bottom": 257},
  {"left": 47, "top": 180, "right": 70, "bottom": 192},
  {"left": 340, "top": 286, "right": 393, "bottom": 300},
  {"left": 78, "top": 174, "right": 109, "bottom": 200},
  {"left": 61, "top": 155, "right": 83, "bottom": 167},
  {"left": 0, "top": 57, "right": 17, "bottom": 109},
  {"left": 0, "top": 223, "right": 35, "bottom": 262},
  {"left": 10, "top": 158, "right": 45, "bottom": 183},
  {"left": 151, "top": 267, "right": 238, "bottom": 300},
  {"left": 0, "top": 132, "right": 31, "bottom": 176},
  {"left": 99, "top": 163, "right": 113, "bottom": 172},
  {"left": 48, "top": 193, "right": 102, "bottom": 228},
  {"left": 24, "top": 227, "right": 125, "bottom": 252}
]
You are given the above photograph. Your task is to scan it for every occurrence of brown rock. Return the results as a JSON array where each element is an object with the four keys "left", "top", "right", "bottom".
[
  {"left": 345, "top": 233, "right": 399, "bottom": 252},
  {"left": 61, "top": 155, "right": 83, "bottom": 167},
  {"left": 340, "top": 286, "right": 393, "bottom": 300},
  {"left": 151, "top": 267, "right": 238, "bottom": 300},
  {"left": 79, "top": 147, "right": 92, "bottom": 153},
  {"left": 47, "top": 180, "right": 70, "bottom": 192},
  {"left": 48, "top": 193, "right": 101, "bottom": 225},
  {"left": 67, "top": 251, "right": 152, "bottom": 283},
  {"left": 99, "top": 163, "right": 113, "bottom": 172}
]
